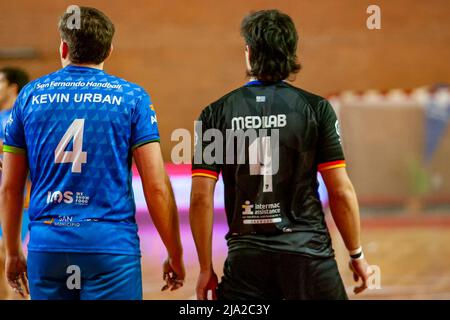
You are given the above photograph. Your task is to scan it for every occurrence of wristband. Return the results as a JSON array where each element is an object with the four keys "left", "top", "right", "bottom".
[
  {"left": 350, "top": 251, "right": 364, "bottom": 260},
  {"left": 349, "top": 246, "right": 364, "bottom": 260}
]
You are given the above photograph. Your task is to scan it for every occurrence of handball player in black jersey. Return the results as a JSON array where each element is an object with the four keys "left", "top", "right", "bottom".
[{"left": 190, "top": 9, "right": 373, "bottom": 300}]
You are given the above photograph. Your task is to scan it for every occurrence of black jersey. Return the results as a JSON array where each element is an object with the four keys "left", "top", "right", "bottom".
[{"left": 192, "top": 80, "right": 345, "bottom": 257}]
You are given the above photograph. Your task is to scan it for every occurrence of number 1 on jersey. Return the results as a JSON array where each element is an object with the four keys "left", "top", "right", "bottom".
[
  {"left": 249, "top": 136, "right": 274, "bottom": 192},
  {"left": 54, "top": 119, "right": 87, "bottom": 173}
]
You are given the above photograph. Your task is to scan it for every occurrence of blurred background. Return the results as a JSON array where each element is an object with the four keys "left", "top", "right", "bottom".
[{"left": 0, "top": 0, "right": 449, "bottom": 299}]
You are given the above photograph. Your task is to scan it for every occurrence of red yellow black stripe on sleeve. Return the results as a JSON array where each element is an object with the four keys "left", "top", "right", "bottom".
[
  {"left": 317, "top": 160, "right": 346, "bottom": 172},
  {"left": 192, "top": 169, "right": 219, "bottom": 180}
]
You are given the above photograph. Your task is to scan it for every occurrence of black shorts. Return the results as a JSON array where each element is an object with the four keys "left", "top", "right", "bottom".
[{"left": 217, "top": 247, "right": 348, "bottom": 300}]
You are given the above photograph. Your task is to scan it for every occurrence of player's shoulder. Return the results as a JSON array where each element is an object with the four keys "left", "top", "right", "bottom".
[
  {"left": 108, "top": 74, "right": 145, "bottom": 93},
  {"left": 201, "top": 82, "right": 330, "bottom": 117},
  {"left": 102, "top": 72, "right": 150, "bottom": 99},
  {"left": 18, "top": 70, "right": 59, "bottom": 99},
  {"left": 213, "top": 85, "right": 245, "bottom": 106},
  {"left": 200, "top": 85, "right": 250, "bottom": 117},
  {"left": 282, "top": 82, "right": 329, "bottom": 109}
]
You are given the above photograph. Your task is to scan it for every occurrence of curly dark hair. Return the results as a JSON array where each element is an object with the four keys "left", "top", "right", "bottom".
[
  {"left": 241, "top": 10, "right": 301, "bottom": 82},
  {"left": 58, "top": 6, "right": 115, "bottom": 65}
]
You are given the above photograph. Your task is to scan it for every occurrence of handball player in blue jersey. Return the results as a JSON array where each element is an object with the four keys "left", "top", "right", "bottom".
[
  {"left": 0, "top": 6, "right": 185, "bottom": 300},
  {"left": 0, "top": 67, "right": 30, "bottom": 299}
]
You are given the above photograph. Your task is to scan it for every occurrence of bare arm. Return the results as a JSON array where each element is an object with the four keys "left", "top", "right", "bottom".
[
  {"left": 321, "top": 167, "right": 373, "bottom": 294},
  {"left": 321, "top": 167, "right": 361, "bottom": 251},
  {"left": 0, "top": 152, "right": 29, "bottom": 297},
  {"left": 133, "top": 142, "right": 183, "bottom": 260},
  {"left": 0, "top": 152, "right": 27, "bottom": 256},
  {"left": 0, "top": 140, "right": 3, "bottom": 170},
  {"left": 133, "top": 142, "right": 185, "bottom": 290},
  {"left": 190, "top": 176, "right": 216, "bottom": 271},
  {"left": 190, "top": 176, "right": 219, "bottom": 299}
]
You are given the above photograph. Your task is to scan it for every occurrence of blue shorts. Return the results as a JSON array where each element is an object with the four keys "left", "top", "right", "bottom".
[{"left": 27, "top": 252, "right": 142, "bottom": 300}]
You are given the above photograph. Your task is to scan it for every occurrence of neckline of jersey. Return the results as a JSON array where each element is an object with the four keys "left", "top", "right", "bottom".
[
  {"left": 245, "top": 80, "right": 284, "bottom": 86},
  {"left": 63, "top": 65, "right": 105, "bottom": 74}
]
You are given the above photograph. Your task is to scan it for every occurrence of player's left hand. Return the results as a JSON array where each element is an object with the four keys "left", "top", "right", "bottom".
[
  {"left": 161, "top": 256, "right": 185, "bottom": 291},
  {"left": 349, "top": 257, "right": 375, "bottom": 294},
  {"left": 5, "top": 252, "right": 29, "bottom": 298},
  {"left": 196, "top": 269, "right": 218, "bottom": 300}
]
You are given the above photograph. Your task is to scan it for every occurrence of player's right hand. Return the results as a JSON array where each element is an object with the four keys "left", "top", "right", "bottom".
[
  {"left": 0, "top": 159, "right": 2, "bottom": 171},
  {"left": 161, "top": 256, "right": 185, "bottom": 291},
  {"left": 196, "top": 269, "right": 218, "bottom": 300},
  {"left": 349, "top": 258, "right": 375, "bottom": 294},
  {"left": 5, "top": 252, "right": 29, "bottom": 298}
]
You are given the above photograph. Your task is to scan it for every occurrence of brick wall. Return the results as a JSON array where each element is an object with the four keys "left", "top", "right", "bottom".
[{"left": 1, "top": 0, "right": 449, "bottom": 163}]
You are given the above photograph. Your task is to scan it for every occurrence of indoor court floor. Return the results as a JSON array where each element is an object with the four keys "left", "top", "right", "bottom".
[
  {"left": 139, "top": 212, "right": 450, "bottom": 300},
  {"left": 2, "top": 210, "right": 448, "bottom": 300}
]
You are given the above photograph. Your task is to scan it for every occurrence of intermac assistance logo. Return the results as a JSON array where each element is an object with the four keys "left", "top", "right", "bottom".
[
  {"left": 242, "top": 200, "right": 254, "bottom": 215},
  {"left": 241, "top": 200, "right": 282, "bottom": 224},
  {"left": 47, "top": 190, "right": 90, "bottom": 206}
]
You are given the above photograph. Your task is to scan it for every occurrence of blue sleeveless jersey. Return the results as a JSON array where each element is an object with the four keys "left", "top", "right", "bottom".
[{"left": 3, "top": 65, "right": 160, "bottom": 255}]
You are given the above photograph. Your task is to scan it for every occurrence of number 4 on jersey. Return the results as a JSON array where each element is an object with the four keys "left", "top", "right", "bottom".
[{"left": 54, "top": 119, "right": 87, "bottom": 173}]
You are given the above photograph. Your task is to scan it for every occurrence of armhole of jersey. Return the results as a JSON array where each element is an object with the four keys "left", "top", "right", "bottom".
[
  {"left": 132, "top": 139, "right": 160, "bottom": 151},
  {"left": 318, "top": 160, "right": 346, "bottom": 172},
  {"left": 3, "top": 144, "right": 26, "bottom": 155},
  {"left": 192, "top": 168, "right": 219, "bottom": 180}
]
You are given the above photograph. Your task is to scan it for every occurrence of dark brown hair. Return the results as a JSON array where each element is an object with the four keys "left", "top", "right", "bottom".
[
  {"left": 0, "top": 67, "right": 30, "bottom": 93},
  {"left": 58, "top": 6, "right": 115, "bottom": 65},
  {"left": 241, "top": 10, "right": 301, "bottom": 82}
]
